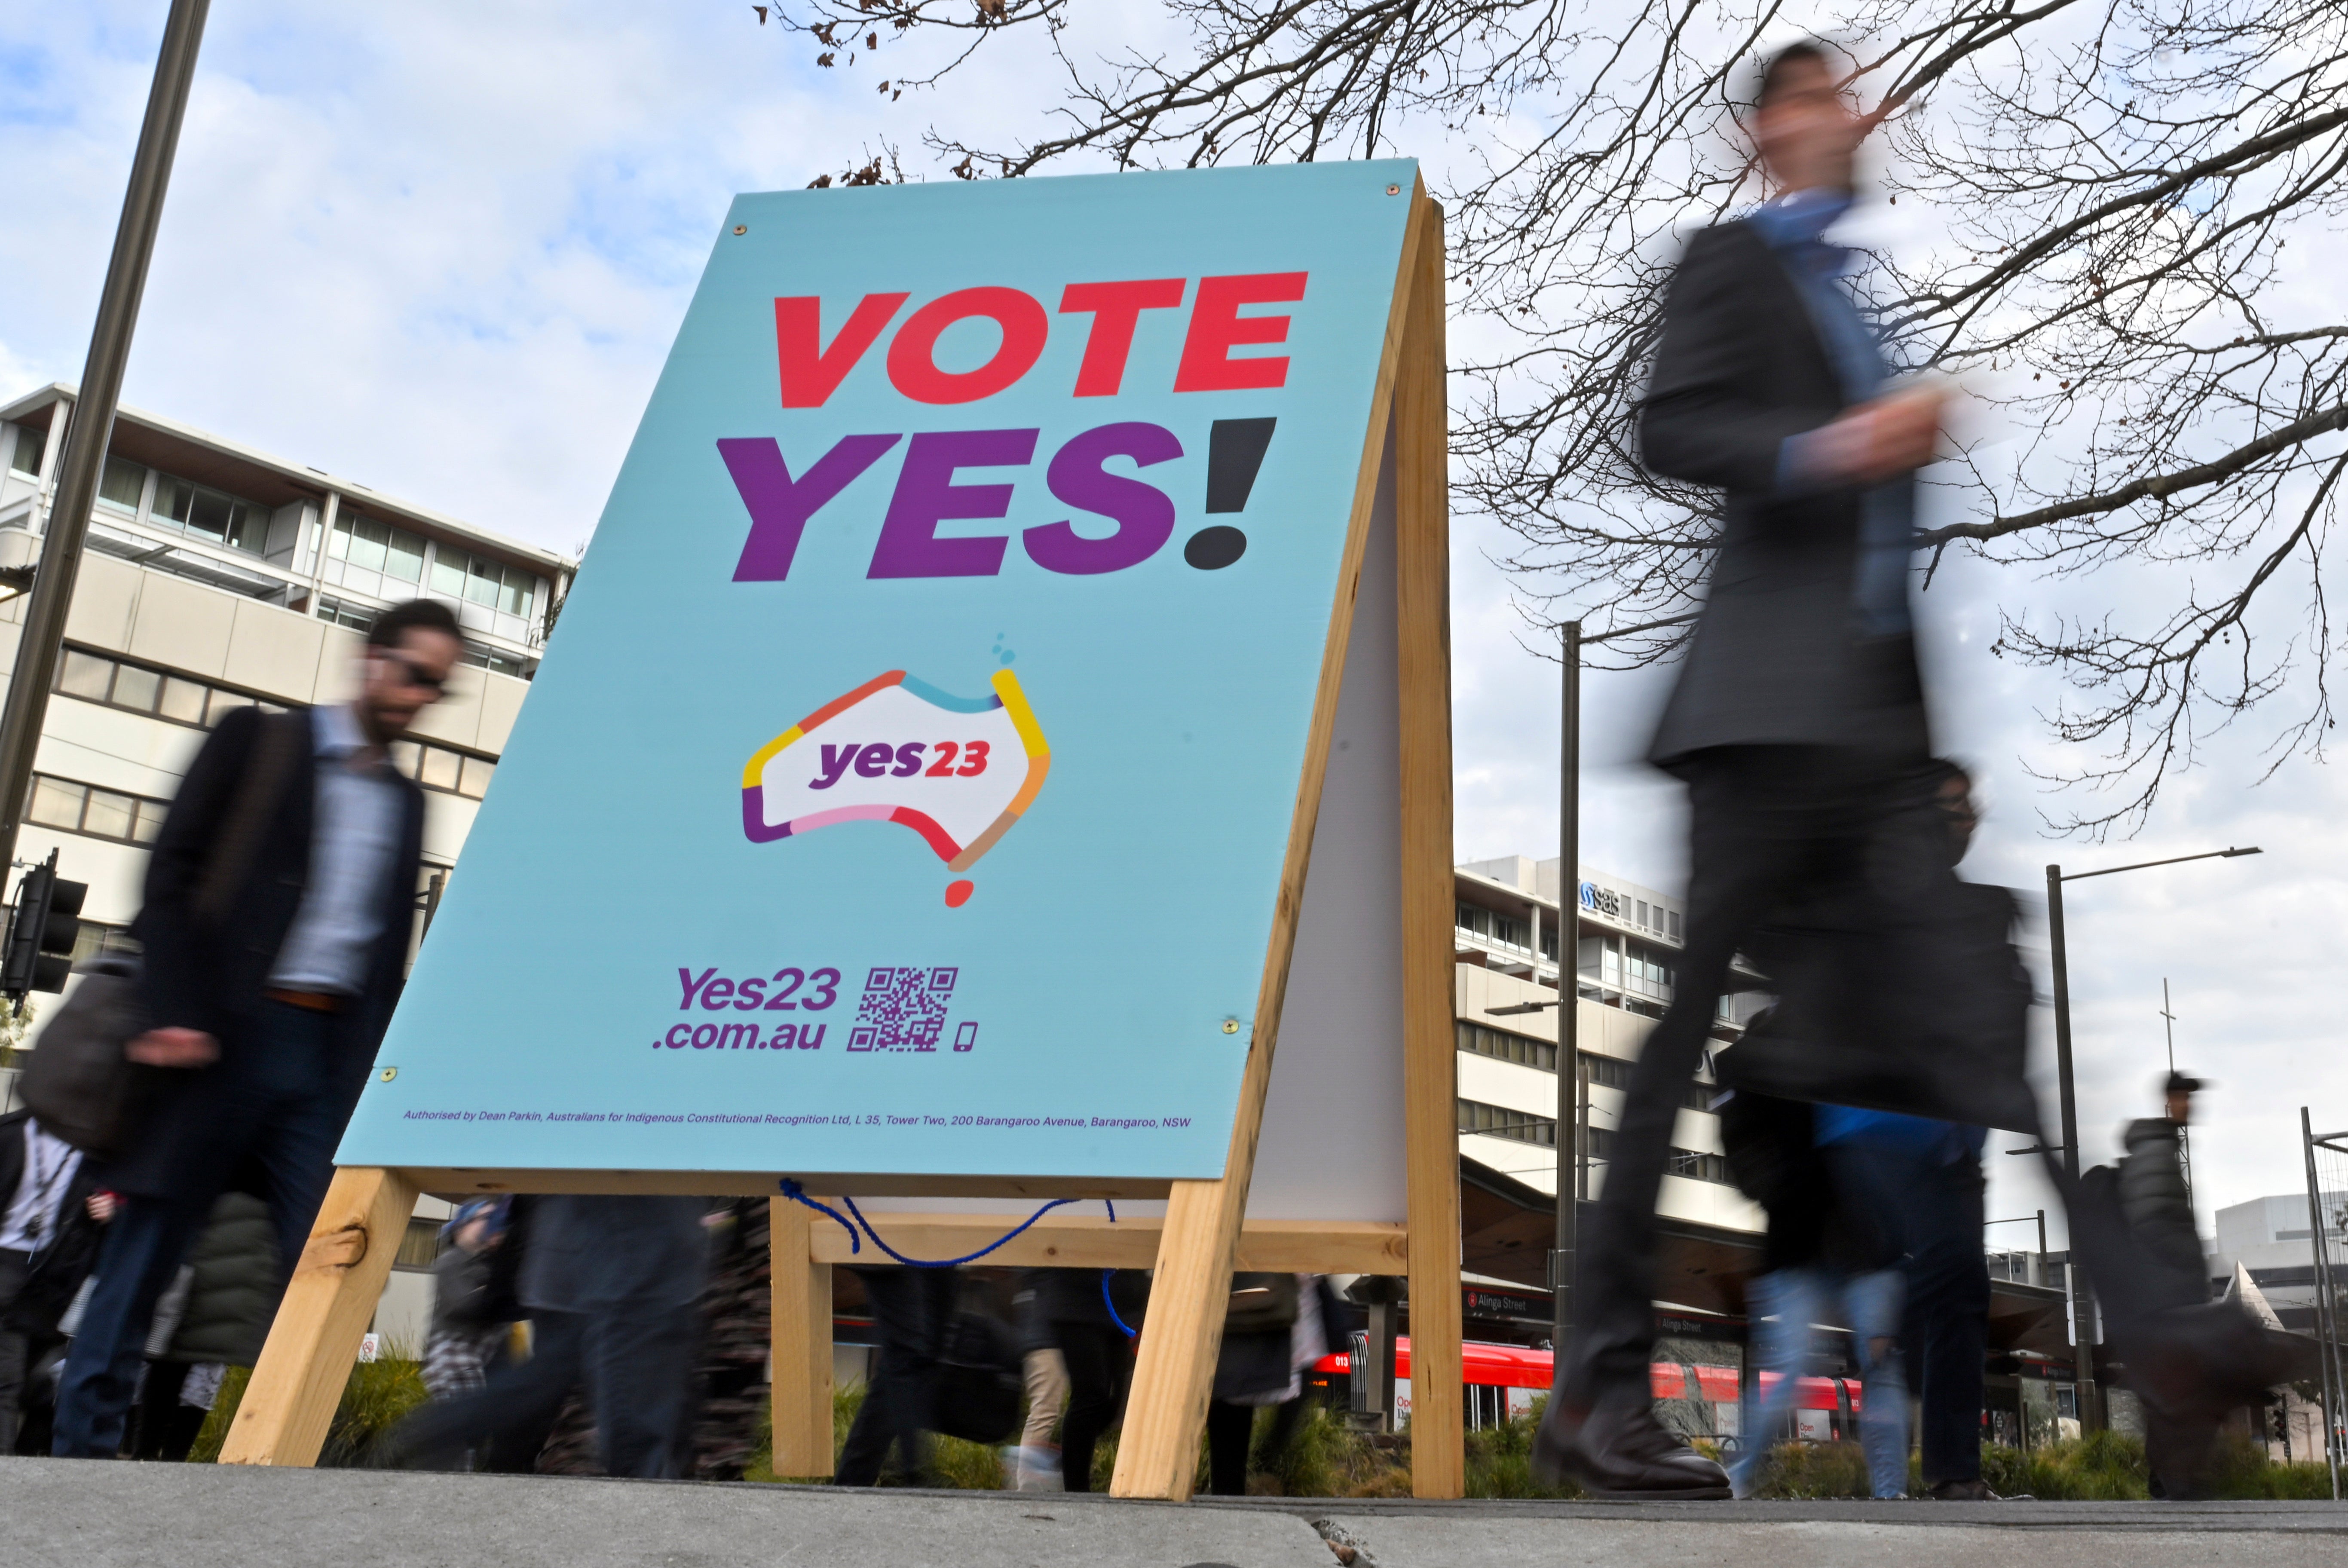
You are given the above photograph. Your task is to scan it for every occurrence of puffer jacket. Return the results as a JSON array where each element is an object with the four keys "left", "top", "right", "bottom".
[
  {"left": 2118, "top": 1117, "right": 2207, "bottom": 1295},
  {"left": 162, "top": 1191, "right": 282, "bottom": 1366}
]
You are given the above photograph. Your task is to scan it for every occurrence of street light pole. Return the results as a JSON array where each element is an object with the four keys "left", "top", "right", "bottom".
[
  {"left": 0, "top": 0, "right": 212, "bottom": 877},
  {"left": 2043, "top": 843, "right": 2261, "bottom": 1433},
  {"left": 1553, "top": 620, "right": 1581, "bottom": 1360},
  {"left": 2045, "top": 866, "right": 2093, "bottom": 1429}
]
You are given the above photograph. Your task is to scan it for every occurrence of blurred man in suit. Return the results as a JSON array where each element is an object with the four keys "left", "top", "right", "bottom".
[
  {"left": 1534, "top": 40, "right": 1949, "bottom": 1497},
  {"left": 53, "top": 600, "right": 458, "bottom": 1458}
]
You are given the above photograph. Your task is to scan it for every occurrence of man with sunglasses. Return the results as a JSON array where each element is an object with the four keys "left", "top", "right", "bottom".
[{"left": 53, "top": 599, "right": 460, "bottom": 1457}]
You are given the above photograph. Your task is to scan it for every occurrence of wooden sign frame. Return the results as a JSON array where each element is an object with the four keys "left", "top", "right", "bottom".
[{"left": 222, "top": 187, "right": 1459, "bottom": 1503}]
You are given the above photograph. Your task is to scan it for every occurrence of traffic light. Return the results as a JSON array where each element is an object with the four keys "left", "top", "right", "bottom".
[{"left": 3, "top": 849, "right": 86, "bottom": 1004}]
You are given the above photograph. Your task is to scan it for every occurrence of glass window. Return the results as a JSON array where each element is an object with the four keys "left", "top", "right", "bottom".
[
  {"left": 132, "top": 799, "right": 166, "bottom": 844},
  {"left": 385, "top": 528, "right": 425, "bottom": 583},
  {"left": 465, "top": 554, "right": 502, "bottom": 607},
  {"left": 205, "top": 689, "right": 254, "bottom": 727},
  {"left": 158, "top": 676, "right": 208, "bottom": 725},
  {"left": 389, "top": 740, "right": 422, "bottom": 778},
  {"left": 28, "top": 776, "right": 86, "bottom": 830},
  {"left": 429, "top": 551, "right": 467, "bottom": 599},
  {"left": 318, "top": 596, "right": 377, "bottom": 633},
  {"left": 341, "top": 515, "right": 389, "bottom": 573},
  {"left": 502, "top": 573, "right": 536, "bottom": 617},
  {"left": 8, "top": 426, "right": 43, "bottom": 475},
  {"left": 110, "top": 664, "right": 161, "bottom": 713},
  {"left": 458, "top": 756, "right": 495, "bottom": 798},
  {"left": 419, "top": 747, "right": 461, "bottom": 791},
  {"left": 98, "top": 456, "right": 147, "bottom": 512},
  {"left": 82, "top": 788, "right": 138, "bottom": 840},
  {"left": 59, "top": 650, "right": 114, "bottom": 702},
  {"left": 160, "top": 480, "right": 262, "bottom": 554}
]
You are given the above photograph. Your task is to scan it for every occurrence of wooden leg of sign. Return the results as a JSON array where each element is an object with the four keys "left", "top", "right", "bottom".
[
  {"left": 768, "top": 1194, "right": 836, "bottom": 1479},
  {"left": 1394, "top": 189, "right": 1465, "bottom": 1500},
  {"left": 220, "top": 1165, "right": 419, "bottom": 1466}
]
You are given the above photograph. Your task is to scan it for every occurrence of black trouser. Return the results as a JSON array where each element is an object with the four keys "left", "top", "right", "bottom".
[
  {"left": 1835, "top": 1142, "right": 1988, "bottom": 1484},
  {"left": 128, "top": 1360, "right": 211, "bottom": 1461},
  {"left": 1206, "top": 1396, "right": 1304, "bottom": 1496},
  {"left": 1561, "top": 745, "right": 1920, "bottom": 1414},
  {"left": 1054, "top": 1320, "right": 1131, "bottom": 1492},
  {"left": 386, "top": 1304, "right": 701, "bottom": 1477},
  {"left": 0, "top": 1248, "right": 31, "bottom": 1453},
  {"left": 837, "top": 1267, "right": 958, "bottom": 1487}
]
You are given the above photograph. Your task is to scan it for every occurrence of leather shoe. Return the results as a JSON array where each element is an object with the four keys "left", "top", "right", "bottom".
[
  {"left": 1924, "top": 1479, "right": 2002, "bottom": 1501},
  {"left": 1533, "top": 1399, "right": 1731, "bottom": 1499}
]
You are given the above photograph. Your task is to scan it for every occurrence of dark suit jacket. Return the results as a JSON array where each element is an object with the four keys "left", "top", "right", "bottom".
[
  {"left": 0, "top": 1107, "right": 108, "bottom": 1332},
  {"left": 110, "top": 705, "right": 427, "bottom": 1195},
  {"left": 1640, "top": 219, "right": 1929, "bottom": 767}
]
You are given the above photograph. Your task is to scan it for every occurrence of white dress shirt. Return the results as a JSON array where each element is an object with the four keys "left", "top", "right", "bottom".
[
  {"left": 0, "top": 1118, "right": 85, "bottom": 1253},
  {"left": 268, "top": 703, "right": 405, "bottom": 995}
]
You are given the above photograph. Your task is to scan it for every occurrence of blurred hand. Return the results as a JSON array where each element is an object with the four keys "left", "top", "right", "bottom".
[
  {"left": 1804, "top": 385, "right": 1947, "bottom": 486},
  {"left": 87, "top": 1191, "right": 119, "bottom": 1223},
  {"left": 126, "top": 1027, "right": 219, "bottom": 1068}
]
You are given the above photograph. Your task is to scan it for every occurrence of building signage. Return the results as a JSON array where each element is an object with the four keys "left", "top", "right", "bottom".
[{"left": 337, "top": 162, "right": 1419, "bottom": 1181}]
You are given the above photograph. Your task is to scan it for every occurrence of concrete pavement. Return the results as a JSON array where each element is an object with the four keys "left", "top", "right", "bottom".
[{"left": 8, "top": 1458, "right": 2348, "bottom": 1568}]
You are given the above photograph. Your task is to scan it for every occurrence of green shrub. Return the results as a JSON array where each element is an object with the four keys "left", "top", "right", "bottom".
[
  {"left": 187, "top": 1341, "right": 428, "bottom": 1467},
  {"left": 1462, "top": 1400, "right": 1581, "bottom": 1499}
]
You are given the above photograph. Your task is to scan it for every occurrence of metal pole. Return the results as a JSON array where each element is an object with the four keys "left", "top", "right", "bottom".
[
  {"left": 2036, "top": 1210, "right": 2047, "bottom": 1288},
  {"left": 2302, "top": 1108, "right": 2340, "bottom": 1499},
  {"left": 1552, "top": 621, "right": 1581, "bottom": 1361},
  {"left": 0, "top": 0, "right": 212, "bottom": 876},
  {"left": 2046, "top": 864, "right": 2101, "bottom": 1430}
]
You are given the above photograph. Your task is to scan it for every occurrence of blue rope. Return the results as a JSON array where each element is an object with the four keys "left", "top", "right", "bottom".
[
  {"left": 777, "top": 1178, "right": 1117, "bottom": 1269},
  {"left": 1102, "top": 1268, "right": 1138, "bottom": 1338}
]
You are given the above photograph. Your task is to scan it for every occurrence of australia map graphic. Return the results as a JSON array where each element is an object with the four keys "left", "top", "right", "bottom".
[{"left": 741, "top": 669, "right": 1050, "bottom": 906}]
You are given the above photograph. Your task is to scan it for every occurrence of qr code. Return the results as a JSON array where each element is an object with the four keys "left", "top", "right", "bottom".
[{"left": 848, "top": 965, "right": 958, "bottom": 1052}]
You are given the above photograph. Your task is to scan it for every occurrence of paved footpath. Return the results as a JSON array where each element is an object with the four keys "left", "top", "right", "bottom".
[{"left": 9, "top": 1458, "right": 2348, "bottom": 1568}]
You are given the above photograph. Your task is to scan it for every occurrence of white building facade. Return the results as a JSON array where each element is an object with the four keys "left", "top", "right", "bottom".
[
  {"left": 0, "top": 385, "right": 573, "bottom": 1342},
  {"left": 1452, "top": 853, "right": 1761, "bottom": 1237}
]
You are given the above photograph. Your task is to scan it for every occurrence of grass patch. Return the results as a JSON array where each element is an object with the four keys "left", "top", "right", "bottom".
[{"left": 187, "top": 1342, "right": 429, "bottom": 1467}]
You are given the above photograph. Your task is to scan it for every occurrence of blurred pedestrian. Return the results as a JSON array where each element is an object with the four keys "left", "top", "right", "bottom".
[
  {"left": 1537, "top": 38, "right": 1947, "bottom": 1498},
  {"left": 1205, "top": 1272, "right": 1332, "bottom": 1497},
  {"left": 1045, "top": 1266, "right": 1144, "bottom": 1492},
  {"left": 688, "top": 1198, "right": 773, "bottom": 1480},
  {"left": 419, "top": 1198, "right": 513, "bottom": 1404},
  {"left": 1006, "top": 1270, "right": 1070, "bottom": 1491},
  {"left": 129, "top": 1188, "right": 278, "bottom": 1461},
  {"left": 0, "top": 1109, "right": 109, "bottom": 1450},
  {"left": 1818, "top": 767, "right": 1994, "bottom": 1501},
  {"left": 53, "top": 600, "right": 457, "bottom": 1458},
  {"left": 2119, "top": 1072, "right": 2208, "bottom": 1300},
  {"left": 836, "top": 1265, "right": 958, "bottom": 1486},
  {"left": 384, "top": 1194, "right": 710, "bottom": 1477},
  {"left": 1721, "top": 1083, "right": 1907, "bottom": 1500}
]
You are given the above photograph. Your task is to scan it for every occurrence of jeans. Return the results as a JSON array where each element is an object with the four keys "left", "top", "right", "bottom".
[
  {"left": 386, "top": 1304, "right": 701, "bottom": 1477},
  {"left": 836, "top": 1267, "right": 958, "bottom": 1487},
  {"left": 1732, "top": 1266, "right": 1908, "bottom": 1499},
  {"left": 1869, "top": 1146, "right": 1989, "bottom": 1485},
  {"left": 1562, "top": 747, "right": 1918, "bottom": 1415},
  {"left": 52, "top": 1000, "right": 345, "bottom": 1458}
]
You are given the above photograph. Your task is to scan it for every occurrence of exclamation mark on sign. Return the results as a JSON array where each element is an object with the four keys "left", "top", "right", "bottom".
[{"left": 1184, "top": 418, "right": 1276, "bottom": 570}]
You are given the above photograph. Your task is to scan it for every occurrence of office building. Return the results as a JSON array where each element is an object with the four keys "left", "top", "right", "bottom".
[
  {"left": 1452, "top": 852, "right": 1760, "bottom": 1235},
  {"left": 0, "top": 383, "right": 573, "bottom": 1340}
]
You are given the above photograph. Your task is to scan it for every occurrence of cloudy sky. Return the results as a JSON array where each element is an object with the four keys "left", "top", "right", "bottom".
[{"left": 3, "top": 2, "right": 2339, "bottom": 1242}]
